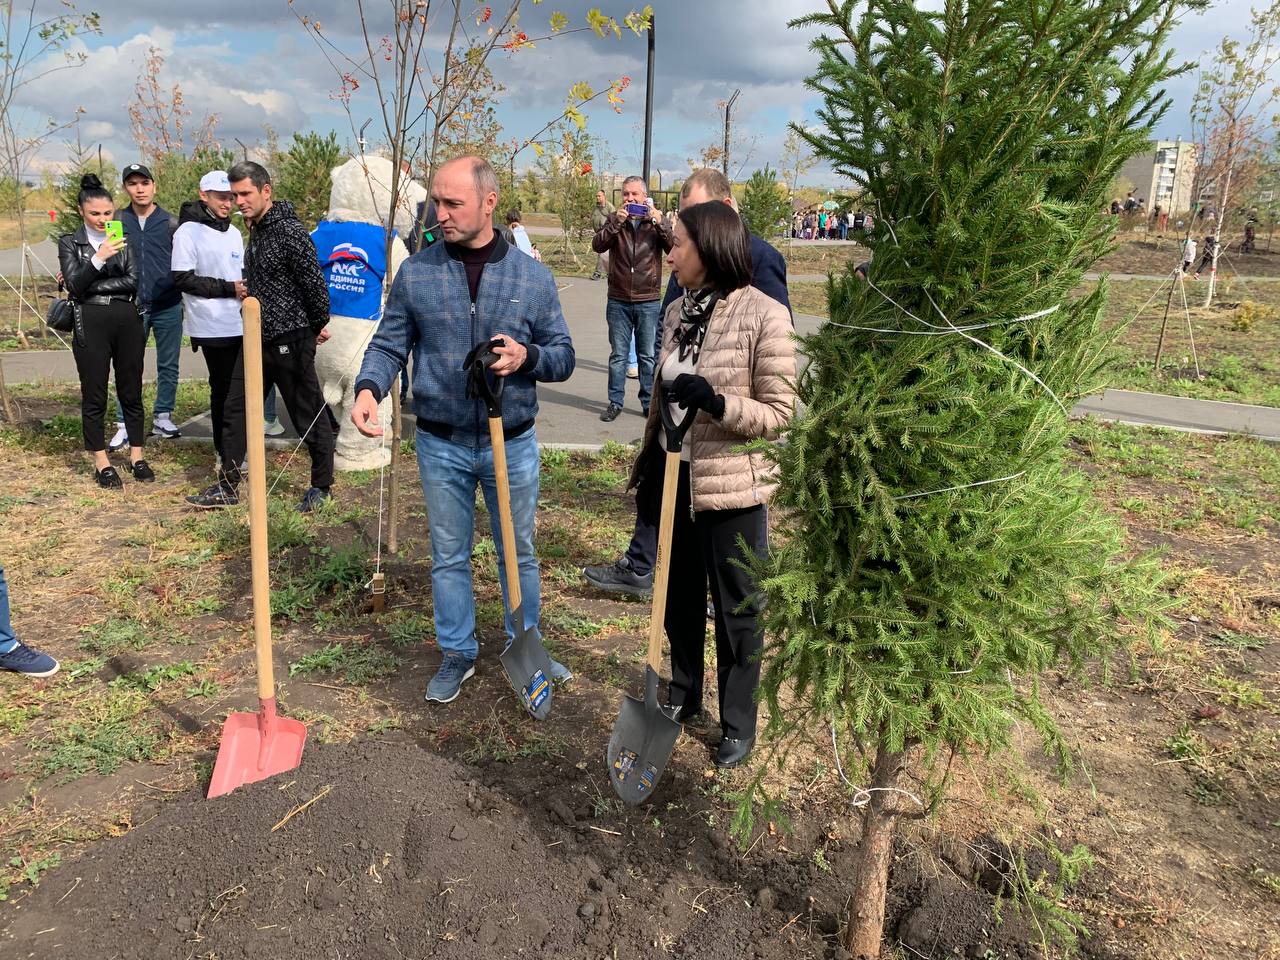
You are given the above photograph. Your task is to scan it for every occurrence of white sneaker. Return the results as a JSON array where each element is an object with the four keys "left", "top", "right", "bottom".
[
  {"left": 626, "top": 365, "right": 639, "bottom": 379},
  {"left": 264, "top": 419, "right": 285, "bottom": 436},
  {"left": 151, "top": 416, "right": 181, "bottom": 439},
  {"left": 107, "top": 424, "right": 128, "bottom": 452}
]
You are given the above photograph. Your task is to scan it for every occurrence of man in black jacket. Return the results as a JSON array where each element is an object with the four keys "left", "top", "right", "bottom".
[
  {"left": 216, "top": 161, "right": 336, "bottom": 513},
  {"left": 107, "top": 163, "right": 184, "bottom": 450},
  {"left": 582, "top": 167, "right": 791, "bottom": 597}
]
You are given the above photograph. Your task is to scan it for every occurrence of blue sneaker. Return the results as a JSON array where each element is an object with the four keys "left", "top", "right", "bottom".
[
  {"left": 425, "top": 654, "right": 475, "bottom": 703},
  {"left": 0, "top": 641, "right": 60, "bottom": 678},
  {"left": 297, "top": 487, "right": 331, "bottom": 514}
]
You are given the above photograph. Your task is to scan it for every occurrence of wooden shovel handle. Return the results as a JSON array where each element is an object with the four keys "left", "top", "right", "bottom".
[
  {"left": 241, "top": 298, "right": 274, "bottom": 701},
  {"left": 488, "top": 416, "right": 522, "bottom": 612},
  {"left": 646, "top": 451, "right": 681, "bottom": 673}
]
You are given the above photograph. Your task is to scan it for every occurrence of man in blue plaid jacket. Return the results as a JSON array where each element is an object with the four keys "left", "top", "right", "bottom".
[{"left": 352, "top": 156, "right": 575, "bottom": 705}]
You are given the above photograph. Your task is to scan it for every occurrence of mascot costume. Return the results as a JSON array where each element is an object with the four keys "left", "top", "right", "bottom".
[{"left": 312, "top": 156, "right": 416, "bottom": 471}]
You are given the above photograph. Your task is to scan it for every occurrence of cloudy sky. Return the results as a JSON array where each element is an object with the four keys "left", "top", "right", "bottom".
[{"left": 6, "top": 0, "right": 1267, "bottom": 188}]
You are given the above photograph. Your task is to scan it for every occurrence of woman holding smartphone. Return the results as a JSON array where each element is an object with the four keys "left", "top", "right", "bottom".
[{"left": 57, "top": 174, "right": 152, "bottom": 487}]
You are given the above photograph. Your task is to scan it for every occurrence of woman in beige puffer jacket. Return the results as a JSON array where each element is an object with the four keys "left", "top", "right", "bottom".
[{"left": 627, "top": 200, "right": 796, "bottom": 768}]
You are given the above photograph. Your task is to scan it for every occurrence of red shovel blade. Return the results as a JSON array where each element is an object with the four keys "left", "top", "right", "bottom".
[{"left": 207, "top": 698, "right": 306, "bottom": 799}]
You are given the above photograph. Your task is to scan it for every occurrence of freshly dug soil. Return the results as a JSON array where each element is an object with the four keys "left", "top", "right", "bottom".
[{"left": 2, "top": 737, "right": 825, "bottom": 960}]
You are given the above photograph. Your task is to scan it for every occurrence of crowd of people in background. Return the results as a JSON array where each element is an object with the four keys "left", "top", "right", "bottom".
[{"left": 789, "top": 207, "right": 870, "bottom": 240}]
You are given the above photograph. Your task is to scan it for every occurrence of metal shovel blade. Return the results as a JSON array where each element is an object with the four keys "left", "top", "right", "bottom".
[
  {"left": 207, "top": 699, "right": 307, "bottom": 799},
  {"left": 606, "top": 665, "right": 682, "bottom": 806},
  {"left": 499, "top": 620, "right": 555, "bottom": 720}
]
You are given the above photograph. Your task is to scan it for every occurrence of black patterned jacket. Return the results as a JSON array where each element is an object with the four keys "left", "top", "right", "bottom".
[{"left": 243, "top": 200, "right": 330, "bottom": 343}]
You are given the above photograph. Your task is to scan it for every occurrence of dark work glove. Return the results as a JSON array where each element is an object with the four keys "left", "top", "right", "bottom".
[{"left": 669, "top": 373, "right": 725, "bottom": 419}]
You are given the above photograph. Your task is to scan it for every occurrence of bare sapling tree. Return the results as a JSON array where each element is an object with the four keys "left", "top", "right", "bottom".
[
  {"left": 1190, "top": 2, "right": 1280, "bottom": 306},
  {"left": 0, "top": 0, "right": 101, "bottom": 344},
  {"left": 291, "top": 0, "right": 651, "bottom": 557}
]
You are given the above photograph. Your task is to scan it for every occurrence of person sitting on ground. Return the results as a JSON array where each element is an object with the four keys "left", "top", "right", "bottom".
[
  {"left": 0, "top": 563, "right": 59, "bottom": 677},
  {"left": 57, "top": 174, "right": 154, "bottom": 488},
  {"left": 631, "top": 200, "right": 796, "bottom": 767}
]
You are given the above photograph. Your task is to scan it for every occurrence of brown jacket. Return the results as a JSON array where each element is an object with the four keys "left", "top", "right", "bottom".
[
  {"left": 629, "top": 285, "right": 797, "bottom": 511},
  {"left": 591, "top": 213, "right": 674, "bottom": 302}
]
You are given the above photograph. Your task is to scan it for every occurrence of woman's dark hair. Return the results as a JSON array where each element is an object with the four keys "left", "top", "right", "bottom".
[
  {"left": 77, "top": 174, "right": 112, "bottom": 208},
  {"left": 677, "top": 201, "right": 752, "bottom": 293},
  {"left": 505, "top": 209, "right": 521, "bottom": 224}
]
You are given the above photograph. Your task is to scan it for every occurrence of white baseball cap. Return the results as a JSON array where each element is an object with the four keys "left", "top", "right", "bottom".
[{"left": 199, "top": 170, "right": 231, "bottom": 192}]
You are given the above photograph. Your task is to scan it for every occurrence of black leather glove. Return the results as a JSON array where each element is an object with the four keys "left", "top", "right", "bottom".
[{"left": 669, "top": 373, "right": 725, "bottom": 419}]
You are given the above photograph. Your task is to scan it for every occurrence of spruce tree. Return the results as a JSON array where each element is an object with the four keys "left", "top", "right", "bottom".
[
  {"left": 741, "top": 1, "right": 1198, "bottom": 956},
  {"left": 739, "top": 164, "right": 790, "bottom": 238}
]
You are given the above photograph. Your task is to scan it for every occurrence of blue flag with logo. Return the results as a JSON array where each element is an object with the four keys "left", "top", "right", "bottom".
[{"left": 311, "top": 220, "right": 393, "bottom": 321}]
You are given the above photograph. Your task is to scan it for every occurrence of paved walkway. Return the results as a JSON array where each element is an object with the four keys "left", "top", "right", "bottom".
[{"left": 4, "top": 275, "right": 1278, "bottom": 446}]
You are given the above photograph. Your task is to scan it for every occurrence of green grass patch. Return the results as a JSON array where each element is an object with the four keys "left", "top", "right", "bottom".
[
  {"left": 28, "top": 690, "right": 162, "bottom": 782},
  {"left": 78, "top": 617, "right": 154, "bottom": 654},
  {"left": 288, "top": 642, "right": 400, "bottom": 685},
  {"left": 385, "top": 610, "right": 433, "bottom": 648}
]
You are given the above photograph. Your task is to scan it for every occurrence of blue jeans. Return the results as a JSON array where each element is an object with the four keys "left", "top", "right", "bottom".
[
  {"left": 264, "top": 386, "right": 278, "bottom": 423},
  {"left": 416, "top": 427, "right": 542, "bottom": 661},
  {"left": 605, "top": 299, "right": 659, "bottom": 409},
  {"left": 627, "top": 335, "right": 637, "bottom": 368},
  {"left": 112, "top": 302, "right": 182, "bottom": 420},
  {"left": 0, "top": 564, "right": 16, "bottom": 652}
]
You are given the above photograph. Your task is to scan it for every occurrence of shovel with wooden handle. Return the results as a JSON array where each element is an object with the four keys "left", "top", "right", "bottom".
[
  {"left": 207, "top": 297, "right": 307, "bottom": 799},
  {"left": 465, "top": 338, "right": 556, "bottom": 720},
  {"left": 607, "top": 385, "right": 697, "bottom": 805}
]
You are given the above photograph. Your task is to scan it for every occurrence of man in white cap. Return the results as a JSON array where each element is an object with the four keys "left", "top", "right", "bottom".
[{"left": 173, "top": 171, "right": 249, "bottom": 507}]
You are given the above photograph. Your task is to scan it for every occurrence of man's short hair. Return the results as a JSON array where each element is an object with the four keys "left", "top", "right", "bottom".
[
  {"left": 681, "top": 168, "right": 732, "bottom": 201},
  {"left": 505, "top": 209, "right": 521, "bottom": 224},
  {"left": 678, "top": 201, "right": 752, "bottom": 293},
  {"left": 227, "top": 161, "right": 272, "bottom": 190},
  {"left": 445, "top": 156, "right": 499, "bottom": 199},
  {"left": 622, "top": 175, "right": 646, "bottom": 190}
]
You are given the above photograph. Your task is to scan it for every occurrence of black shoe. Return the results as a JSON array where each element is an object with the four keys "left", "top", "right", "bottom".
[
  {"left": 600, "top": 402, "right": 622, "bottom": 422},
  {"left": 662, "top": 701, "right": 704, "bottom": 726},
  {"left": 187, "top": 481, "right": 239, "bottom": 509},
  {"left": 582, "top": 559, "right": 653, "bottom": 597},
  {"left": 715, "top": 735, "right": 755, "bottom": 768},
  {"left": 297, "top": 486, "right": 331, "bottom": 513},
  {"left": 128, "top": 459, "right": 155, "bottom": 482},
  {"left": 93, "top": 466, "right": 123, "bottom": 489}
]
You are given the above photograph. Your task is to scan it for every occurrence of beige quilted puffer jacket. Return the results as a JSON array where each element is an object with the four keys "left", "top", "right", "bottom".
[{"left": 628, "top": 284, "right": 797, "bottom": 510}]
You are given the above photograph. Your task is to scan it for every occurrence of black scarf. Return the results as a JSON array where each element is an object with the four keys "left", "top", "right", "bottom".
[{"left": 673, "top": 287, "right": 719, "bottom": 362}]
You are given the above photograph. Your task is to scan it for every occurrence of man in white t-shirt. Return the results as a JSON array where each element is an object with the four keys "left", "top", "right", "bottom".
[{"left": 171, "top": 171, "right": 248, "bottom": 508}]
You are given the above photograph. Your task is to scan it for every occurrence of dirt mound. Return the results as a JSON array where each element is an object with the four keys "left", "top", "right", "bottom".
[{"left": 2, "top": 737, "right": 822, "bottom": 960}]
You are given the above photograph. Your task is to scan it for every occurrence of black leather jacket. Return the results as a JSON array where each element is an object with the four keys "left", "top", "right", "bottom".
[{"left": 57, "top": 227, "right": 140, "bottom": 304}]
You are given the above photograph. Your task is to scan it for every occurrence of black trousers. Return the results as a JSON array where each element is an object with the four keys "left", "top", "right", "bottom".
[
  {"left": 221, "top": 334, "right": 336, "bottom": 490},
  {"left": 199, "top": 340, "right": 243, "bottom": 469},
  {"left": 641, "top": 455, "right": 768, "bottom": 739},
  {"left": 72, "top": 301, "right": 145, "bottom": 452}
]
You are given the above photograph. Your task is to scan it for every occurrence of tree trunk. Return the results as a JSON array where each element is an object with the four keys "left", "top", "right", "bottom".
[
  {"left": 843, "top": 739, "right": 909, "bottom": 959},
  {"left": 0, "top": 358, "right": 15, "bottom": 423},
  {"left": 1204, "top": 129, "right": 1235, "bottom": 308}
]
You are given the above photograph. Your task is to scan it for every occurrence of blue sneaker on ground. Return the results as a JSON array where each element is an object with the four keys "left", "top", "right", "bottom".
[
  {"left": 0, "top": 641, "right": 59, "bottom": 677},
  {"left": 425, "top": 654, "right": 475, "bottom": 703},
  {"left": 297, "top": 487, "right": 331, "bottom": 514}
]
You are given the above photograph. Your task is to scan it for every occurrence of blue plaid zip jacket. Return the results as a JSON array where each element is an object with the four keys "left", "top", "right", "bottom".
[{"left": 355, "top": 234, "right": 575, "bottom": 448}]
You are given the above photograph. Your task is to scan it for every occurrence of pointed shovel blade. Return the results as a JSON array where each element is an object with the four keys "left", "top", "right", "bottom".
[
  {"left": 606, "top": 666, "right": 682, "bottom": 806},
  {"left": 499, "top": 623, "right": 555, "bottom": 720}
]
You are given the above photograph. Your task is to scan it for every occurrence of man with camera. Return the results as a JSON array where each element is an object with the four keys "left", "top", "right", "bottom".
[{"left": 590, "top": 175, "right": 672, "bottom": 422}]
